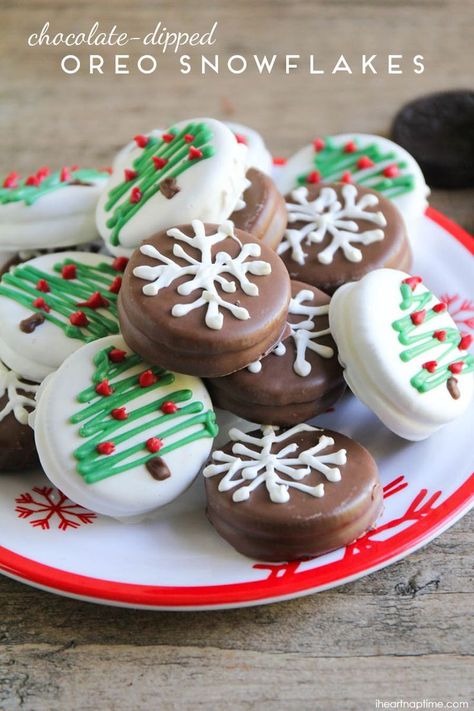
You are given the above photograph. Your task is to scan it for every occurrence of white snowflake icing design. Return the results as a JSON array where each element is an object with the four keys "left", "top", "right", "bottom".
[
  {"left": 248, "top": 289, "right": 334, "bottom": 376},
  {"left": 203, "top": 424, "right": 347, "bottom": 504},
  {"left": 0, "top": 362, "right": 38, "bottom": 425},
  {"left": 133, "top": 219, "right": 271, "bottom": 330},
  {"left": 278, "top": 184, "right": 387, "bottom": 266}
]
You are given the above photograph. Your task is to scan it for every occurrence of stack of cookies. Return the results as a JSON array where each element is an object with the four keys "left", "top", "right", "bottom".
[{"left": 0, "top": 117, "right": 472, "bottom": 561}]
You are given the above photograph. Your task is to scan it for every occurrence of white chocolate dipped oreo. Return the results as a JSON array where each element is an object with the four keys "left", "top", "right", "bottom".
[
  {"left": 0, "top": 166, "right": 109, "bottom": 252},
  {"left": 96, "top": 118, "right": 248, "bottom": 256},
  {"left": 0, "top": 250, "right": 124, "bottom": 382},
  {"left": 276, "top": 133, "right": 429, "bottom": 233},
  {"left": 329, "top": 269, "right": 474, "bottom": 440},
  {"left": 34, "top": 335, "right": 217, "bottom": 521}
]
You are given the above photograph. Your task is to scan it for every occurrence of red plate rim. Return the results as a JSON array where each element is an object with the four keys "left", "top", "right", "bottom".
[{"left": 0, "top": 207, "right": 473, "bottom": 609}]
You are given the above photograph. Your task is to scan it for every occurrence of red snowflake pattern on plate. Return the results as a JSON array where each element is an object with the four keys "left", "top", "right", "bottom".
[
  {"left": 15, "top": 486, "right": 96, "bottom": 531},
  {"left": 252, "top": 476, "right": 441, "bottom": 580},
  {"left": 439, "top": 294, "right": 474, "bottom": 331}
]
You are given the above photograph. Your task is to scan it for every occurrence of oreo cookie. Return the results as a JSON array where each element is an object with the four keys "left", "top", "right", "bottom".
[{"left": 391, "top": 90, "right": 474, "bottom": 188}]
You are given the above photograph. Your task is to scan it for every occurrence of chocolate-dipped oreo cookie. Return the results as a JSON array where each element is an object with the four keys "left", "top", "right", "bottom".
[
  {"left": 203, "top": 424, "right": 383, "bottom": 561},
  {"left": 231, "top": 168, "right": 287, "bottom": 250},
  {"left": 207, "top": 280, "right": 345, "bottom": 425},
  {"left": 0, "top": 361, "right": 39, "bottom": 471},
  {"left": 119, "top": 220, "right": 291, "bottom": 378},
  {"left": 392, "top": 90, "right": 474, "bottom": 188},
  {"left": 277, "top": 182, "right": 411, "bottom": 294}
]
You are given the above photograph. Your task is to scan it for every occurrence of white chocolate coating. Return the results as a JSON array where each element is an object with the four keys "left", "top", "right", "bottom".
[
  {"left": 34, "top": 336, "right": 216, "bottom": 521},
  {"left": 328, "top": 269, "right": 474, "bottom": 440},
  {"left": 225, "top": 122, "right": 273, "bottom": 175},
  {"left": 276, "top": 133, "right": 429, "bottom": 235},
  {"left": 96, "top": 118, "right": 248, "bottom": 256},
  {"left": 0, "top": 175, "right": 107, "bottom": 251},
  {"left": 0, "top": 251, "right": 120, "bottom": 382}
]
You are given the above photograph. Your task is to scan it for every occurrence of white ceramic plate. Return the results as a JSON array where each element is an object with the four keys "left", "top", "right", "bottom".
[{"left": 0, "top": 207, "right": 473, "bottom": 610}]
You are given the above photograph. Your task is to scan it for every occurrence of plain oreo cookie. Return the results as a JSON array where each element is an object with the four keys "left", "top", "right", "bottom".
[{"left": 391, "top": 91, "right": 474, "bottom": 188}]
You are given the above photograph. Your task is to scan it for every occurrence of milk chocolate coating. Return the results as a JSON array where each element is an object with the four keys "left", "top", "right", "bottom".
[
  {"left": 281, "top": 183, "right": 412, "bottom": 294},
  {"left": 206, "top": 281, "right": 346, "bottom": 425},
  {"left": 231, "top": 168, "right": 287, "bottom": 250},
  {"left": 0, "top": 390, "right": 38, "bottom": 471},
  {"left": 119, "top": 223, "right": 291, "bottom": 377},
  {"left": 205, "top": 428, "right": 383, "bottom": 561}
]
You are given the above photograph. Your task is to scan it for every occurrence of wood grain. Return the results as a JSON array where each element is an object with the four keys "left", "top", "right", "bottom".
[{"left": 0, "top": 1, "right": 473, "bottom": 709}]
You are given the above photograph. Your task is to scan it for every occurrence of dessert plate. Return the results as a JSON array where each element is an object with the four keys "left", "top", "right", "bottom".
[{"left": 0, "top": 207, "right": 473, "bottom": 609}]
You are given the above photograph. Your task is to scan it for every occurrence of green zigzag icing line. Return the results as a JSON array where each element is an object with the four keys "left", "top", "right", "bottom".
[
  {"left": 0, "top": 258, "right": 120, "bottom": 342},
  {"left": 297, "top": 137, "right": 415, "bottom": 198},
  {"left": 105, "top": 122, "right": 215, "bottom": 246},
  {"left": 392, "top": 280, "right": 474, "bottom": 393},
  {"left": 70, "top": 345, "right": 218, "bottom": 484}
]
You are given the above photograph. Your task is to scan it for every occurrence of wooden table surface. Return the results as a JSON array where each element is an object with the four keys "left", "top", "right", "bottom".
[{"left": 0, "top": 2, "right": 473, "bottom": 709}]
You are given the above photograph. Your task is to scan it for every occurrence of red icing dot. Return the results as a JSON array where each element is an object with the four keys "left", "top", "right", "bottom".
[
  {"left": 161, "top": 401, "right": 178, "bottom": 414},
  {"left": 108, "top": 348, "right": 127, "bottom": 362},
  {"left": 33, "top": 297, "right": 50, "bottom": 313},
  {"left": 70, "top": 165, "right": 79, "bottom": 172},
  {"left": 458, "top": 334, "right": 473, "bottom": 351},
  {"left": 184, "top": 134, "right": 195, "bottom": 143},
  {"left": 134, "top": 134, "right": 149, "bottom": 148},
  {"left": 433, "top": 330, "right": 447, "bottom": 341},
  {"left": 95, "top": 379, "right": 114, "bottom": 396},
  {"left": 101, "top": 166, "right": 113, "bottom": 174},
  {"left": 69, "top": 311, "right": 89, "bottom": 328},
  {"left": 112, "top": 256, "right": 129, "bottom": 272},
  {"left": 161, "top": 133, "right": 175, "bottom": 143},
  {"left": 410, "top": 310, "right": 426, "bottom": 326},
  {"left": 306, "top": 170, "right": 321, "bottom": 184},
  {"left": 130, "top": 186, "right": 142, "bottom": 204},
  {"left": 312, "top": 137, "right": 325, "bottom": 152},
  {"left": 402, "top": 276, "right": 422, "bottom": 291},
  {"left": 433, "top": 302, "right": 447, "bottom": 313},
  {"left": 36, "top": 279, "right": 50, "bottom": 293},
  {"left": 344, "top": 141, "right": 357, "bottom": 153},
  {"left": 341, "top": 171, "right": 352, "bottom": 184},
  {"left": 60, "top": 167, "right": 71, "bottom": 182},
  {"left": 139, "top": 370, "right": 158, "bottom": 387},
  {"left": 188, "top": 146, "right": 203, "bottom": 160},
  {"left": 357, "top": 156, "right": 375, "bottom": 169},
  {"left": 235, "top": 133, "right": 247, "bottom": 145},
  {"left": 108, "top": 276, "right": 122, "bottom": 294},
  {"left": 97, "top": 441, "right": 115, "bottom": 455},
  {"left": 448, "top": 361, "right": 464, "bottom": 374},
  {"left": 111, "top": 407, "right": 128, "bottom": 420},
  {"left": 272, "top": 156, "right": 287, "bottom": 166},
  {"left": 152, "top": 156, "right": 168, "bottom": 170},
  {"left": 383, "top": 164, "right": 400, "bottom": 178},
  {"left": 77, "top": 291, "right": 110, "bottom": 310},
  {"left": 36, "top": 166, "right": 50, "bottom": 179},
  {"left": 124, "top": 169, "right": 137, "bottom": 181},
  {"left": 25, "top": 175, "right": 40, "bottom": 187},
  {"left": 3, "top": 172, "right": 20, "bottom": 189},
  {"left": 61, "top": 264, "right": 77, "bottom": 280},
  {"left": 422, "top": 360, "right": 438, "bottom": 373},
  {"left": 146, "top": 437, "right": 163, "bottom": 453}
]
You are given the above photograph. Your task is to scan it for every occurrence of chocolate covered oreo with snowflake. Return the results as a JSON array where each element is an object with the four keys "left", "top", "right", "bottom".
[
  {"left": 203, "top": 424, "right": 382, "bottom": 561},
  {"left": 278, "top": 182, "right": 411, "bottom": 294},
  {"left": 0, "top": 166, "right": 109, "bottom": 252},
  {"left": 34, "top": 335, "right": 217, "bottom": 520},
  {"left": 276, "top": 133, "right": 429, "bottom": 234},
  {"left": 329, "top": 269, "right": 474, "bottom": 440},
  {"left": 207, "top": 280, "right": 345, "bottom": 425},
  {"left": 0, "top": 251, "right": 124, "bottom": 381},
  {"left": 119, "top": 220, "right": 291, "bottom": 377},
  {"left": 0, "top": 361, "right": 39, "bottom": 471},
  {"left": 96, "top": 118, "right": 248, "bottom": 256}
]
